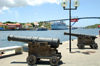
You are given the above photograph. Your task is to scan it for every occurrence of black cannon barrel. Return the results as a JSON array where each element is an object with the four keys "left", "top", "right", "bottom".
[
  {"left": 8, "top": 35, "right": 60, "bottom": 48},
  {"left": 64, "top": 32, "right": 97, "bottom": 38}
]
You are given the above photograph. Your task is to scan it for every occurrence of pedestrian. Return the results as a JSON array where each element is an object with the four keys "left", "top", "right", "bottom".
[{"left": 99, "top": 30, "right": 100, "bottom": 37}]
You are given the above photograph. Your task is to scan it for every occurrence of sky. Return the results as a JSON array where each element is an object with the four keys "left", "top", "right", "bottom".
[{"left": 0, "top": 0, "right": 100, "bottom": 27}]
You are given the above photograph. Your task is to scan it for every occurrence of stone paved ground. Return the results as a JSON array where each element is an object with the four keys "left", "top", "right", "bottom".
[{"left": 0, "top": 36, "right": 100, "bottom": 66}]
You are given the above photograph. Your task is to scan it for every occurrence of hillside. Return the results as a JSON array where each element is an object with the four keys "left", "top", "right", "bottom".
[{"left": 86, "top": 24, "right": 100, "bottom": 28}]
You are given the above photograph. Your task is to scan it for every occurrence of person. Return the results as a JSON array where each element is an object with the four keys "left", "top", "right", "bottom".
[{"left": 99, "top": 30, "right": 100, "bottom": 37}]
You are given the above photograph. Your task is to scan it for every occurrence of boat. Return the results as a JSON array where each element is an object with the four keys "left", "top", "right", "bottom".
[
  {"left": 71, "top": 27, "right": 78, "bottom": 30},
  {"left": 36, "top": 26, "right": 48, "bottom": 31},
  {"left": 51, "top": 21, "right": 68, "bottom": 30},
  {"left": 36, "top": 27, "right": 47, "bottom": 31},
  {"left": 0, "top": 27, "right": 4, "bottom": 30}
]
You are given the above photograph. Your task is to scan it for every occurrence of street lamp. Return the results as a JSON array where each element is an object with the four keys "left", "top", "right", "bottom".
[{"left": 61, "top": 0, "right": 79, "bottom": 53}]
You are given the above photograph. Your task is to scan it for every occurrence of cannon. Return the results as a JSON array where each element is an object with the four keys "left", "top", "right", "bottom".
[
  {"left": 8, "top": 35, "right": 62, "bottom": 66},
  {"left": 64, "top": 32, "right": 98, "bottom": 49}
]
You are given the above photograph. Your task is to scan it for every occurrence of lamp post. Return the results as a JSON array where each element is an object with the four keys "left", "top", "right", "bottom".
[{"left": 61, "top": 0, "right": 79, "bottom": 53}]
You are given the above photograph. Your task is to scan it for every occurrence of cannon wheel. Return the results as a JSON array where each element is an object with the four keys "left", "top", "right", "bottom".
[
  {"left": 27, "top": 55, "right": 37, "bottom": 65},
  {"left": 77, "top": 44, "right": 84, "bottom": 49},
  {"left": 50, "top": 56, "right": 59, "bottom": 66},
  {"left": 90, "top": 43, "right": 98, "bottom": 49}
]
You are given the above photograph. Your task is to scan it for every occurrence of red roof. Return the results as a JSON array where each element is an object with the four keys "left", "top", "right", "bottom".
[
  {"left": 6, "top": 23, "right": 20, "bottom": 25},
  {"left": 25, "top": 24, "right": 32, "bottom": 26},
  {"left": 0, "top": 22, "right": 6, "bottom": 26},
  {"left": 0, "top": 22, "right": 3, "bottom": 25}
]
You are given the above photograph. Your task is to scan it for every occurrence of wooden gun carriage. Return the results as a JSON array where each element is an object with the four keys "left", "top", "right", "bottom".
[
  {"left": 8, "top": 35, "right": 62, "bottom": 66},
  {"left": 64, "top": 32, "right": 98, "bottom": 49}
]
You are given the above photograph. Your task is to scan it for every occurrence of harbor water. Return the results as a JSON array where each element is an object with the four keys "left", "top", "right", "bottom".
[{"left": 0, "top": 28, "right": 100, "bottom": 48}]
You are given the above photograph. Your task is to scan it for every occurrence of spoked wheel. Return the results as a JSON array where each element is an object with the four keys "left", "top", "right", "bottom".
[
  {"left": 90, "top": 43, "right": 98, "bottom": 49},
  {"left": 27, "top": 55, "right": 37, "bottom": 65},
  {"left": 77, "top": 44, "right": 84, "bottom": 49},
  {"left": 50, "top": 56, "right": 59, "bottom": 66}
]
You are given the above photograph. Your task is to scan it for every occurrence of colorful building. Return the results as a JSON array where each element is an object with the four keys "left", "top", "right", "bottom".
[
  {"left": 6, "top": 23, "right": 22, "bottom": 30},
  {"left": 0, "top": 22, "right": 6, "bottom": 30},
  {"left": 0, "top": 22, "right": 34, "bottom": 30},
  {"left": 22, "top": 23, "right": 33, "bottom": 30}
]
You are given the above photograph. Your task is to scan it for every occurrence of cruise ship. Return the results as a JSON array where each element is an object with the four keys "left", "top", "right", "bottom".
[{"left": 51, "top": 22, "right": 68, "bottom": 30}]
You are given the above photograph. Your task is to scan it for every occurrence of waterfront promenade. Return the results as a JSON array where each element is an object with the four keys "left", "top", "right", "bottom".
[{"left": 0, "top": 35, "right": 100, "bottom": 66}]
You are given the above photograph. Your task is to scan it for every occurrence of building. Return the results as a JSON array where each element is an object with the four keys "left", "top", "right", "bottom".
[
  {"left": 34, "top": 22, "right": 39, "bottom": 26},
  {"left": 6, "top": 23, "right": 22, "bottom": 30},
  {"left": 22, "top": 23, "right": 33, "bottom": 30},
  {"left": 0, "top": 22, "right": 6, "bottom": 30}
]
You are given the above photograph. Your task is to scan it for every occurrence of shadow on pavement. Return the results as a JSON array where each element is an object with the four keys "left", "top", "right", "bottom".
[
  {"left": 66, "top": 47, "right": 96, "bottom": 49},
  {"left": 11, "top": 60, "right": 64, "bottom": 66},
  {"left": 11, "top": 61, "right": 27, "bottom": 64},
  {"left": 71, "top": 51, "right": 96, "bottom": 55},
  {"left": 0, "top": 53, "right": 22, "bottom": 59},
  {"left": 36, "top": 60, "right": 63, "bottom": 65}
]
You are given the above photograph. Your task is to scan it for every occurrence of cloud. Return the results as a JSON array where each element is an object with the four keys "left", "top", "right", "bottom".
[{"left": 0, "top": 0, "right": 61, "bottom": 13}]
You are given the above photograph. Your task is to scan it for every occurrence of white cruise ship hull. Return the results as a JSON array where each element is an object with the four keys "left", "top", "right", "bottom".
[{"left": 51, "top": 22, "right": 68, "bottom": 30}]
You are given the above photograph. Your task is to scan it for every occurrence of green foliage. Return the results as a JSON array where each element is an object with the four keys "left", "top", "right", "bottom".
[
  {"left": 44, "top": 22, "right": 51, "bottom": 29},
  {"left": 20, "top": 23, "right": 25, "bottom": 25},
  {"left": 38, "top": 22, "right": 43, "bottom": 27},
  {"left": 38, "top": 22, "right": 51, "bottom": 29},
  {"left": 86, "top": 24, "right": 100, "bottom": 28},
  {"left": 31, "top": 23, "right": 35, "bottom": 27},
  {"left": 4, "top": 21, "right": 17, "bottom": 24}
]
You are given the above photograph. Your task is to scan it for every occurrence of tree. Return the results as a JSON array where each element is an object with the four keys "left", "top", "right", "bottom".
[
  {"left": 31, "top": 23, "right": 35, "bottom": 27},
  {"left": 4, "top": 21, "right": 17, "bottom": 24}
]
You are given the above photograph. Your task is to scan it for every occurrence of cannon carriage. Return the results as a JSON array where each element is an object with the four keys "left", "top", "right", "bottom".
[
  {"left": 64, "top": 32, "right": 98, "bottom": 49},
  {"left": 8, "top": 35, "right": 62, "bottom": 66}
]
